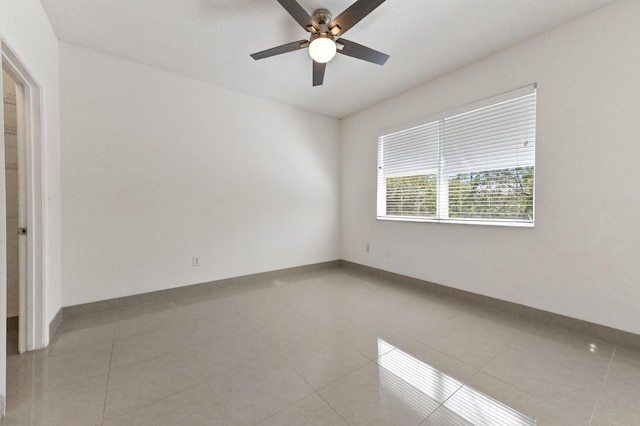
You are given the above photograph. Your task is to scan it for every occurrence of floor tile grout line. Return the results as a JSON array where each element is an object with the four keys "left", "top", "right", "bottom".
[
  {"left": 472, "top": 370, "right": 549, "bottom": 424},
  {"left": 108, "top": 344, "right": 212, "bottom": 423},
  {"left": 109, "top": 303, "right": 202, "bottom": 371},
  {"left": 106, "top": 341, "right": 187, "bottom": 374},
  {"left": 253, "top": 390, "right": 331, "bottom": 425},
  {"left": 478, "top": 346, "right": 502, "bottom": 371},
  {"left": 187, "top": 321, "right": 232, "bottom": 426},
  {"left": 612, "top": 347, "right": 640, "bottom": 365},
  {"left": 193, "top": 344, "right": 231, "bottom": 426},
  {"left": 102, "top": 315, "right": 207, "bottom": 423},
  {"left": 588, "top": 345, "right": 616, "bottom": 425},
  {"left": 409, "top": 332, "right": 498, "bottom": 374},
  {"left": 418, "top": 382, "right": 467, "bottom": 425},
  {"left": 312, "top": 360, "right": 383, "bottom": 425},
  {"left": 99, "top": 316, "right": 117, "bottom": 424},
  {"left": 315, "top": 389, "right": 352, "bottom": 425},
  {"left": 104, "top": 381, "right": 212, "bottom": 424},
  {"left": 210, "top": 324, "right": 315, "bottom": 426},
  {"left": 242, "top": 307, "right": 328, "bottom": 420},
  {"left": 236, "top": 288, "right": 380, "bottom": 397},
  {"left": 374, "top": 352, "right": 467, "bottom": 425}
]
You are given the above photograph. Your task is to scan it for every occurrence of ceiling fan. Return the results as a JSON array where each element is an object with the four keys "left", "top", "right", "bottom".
[{"left": 250, "top": 0, "right": 389, "bottom": 86}]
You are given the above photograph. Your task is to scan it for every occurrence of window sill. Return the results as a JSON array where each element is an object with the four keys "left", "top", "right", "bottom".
[{"left": 377, "top": 216, "right": 534, "bottom": 228}]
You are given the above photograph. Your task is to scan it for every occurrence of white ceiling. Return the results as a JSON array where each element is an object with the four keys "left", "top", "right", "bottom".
[{"left": 40, "top": 0, "right": 617, "bottom": 118}]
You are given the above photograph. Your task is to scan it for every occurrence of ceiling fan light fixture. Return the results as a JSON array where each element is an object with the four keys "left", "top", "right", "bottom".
[
  {"left": 308, "top": 34, "right": 337, "bottom": 63},
  {"left": 249, "top": 0, "right": 390, "bottom": 86}
]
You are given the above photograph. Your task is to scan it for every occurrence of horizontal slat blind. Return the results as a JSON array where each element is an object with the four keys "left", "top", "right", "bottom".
[
  {"left": 380, "top": 121, "right": 440, "bottom": 177},
  {"left": 379, "top": 121, "right": 440, "bottom": 217},
  {"left": 444, "top": 91, "right": 536, "bottom": 221},
  {"left": 442, "top": 93, "right": 536, "bottom": 175},
  {"left": 377, "top": 86, "right": 536, "bottom": 225}
]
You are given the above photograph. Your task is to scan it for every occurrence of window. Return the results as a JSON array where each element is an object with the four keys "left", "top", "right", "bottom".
[{"left": 377, "top": 85, "right": 536, "bottom": 226}]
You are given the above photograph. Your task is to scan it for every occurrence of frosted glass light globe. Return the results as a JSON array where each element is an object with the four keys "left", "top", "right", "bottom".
[{"left": 309, "top": 37, "right": 337, "bottom": 63}]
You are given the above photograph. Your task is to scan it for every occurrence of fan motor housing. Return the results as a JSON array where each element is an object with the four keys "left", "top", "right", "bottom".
[{"left": 312, "top": 9, "right": 332, "bottom": 24}]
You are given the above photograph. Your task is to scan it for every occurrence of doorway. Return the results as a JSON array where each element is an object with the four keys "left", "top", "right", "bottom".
[
  {"left": 2, "top": 69, "right": 21, "bottom": 356},
  {"left": 1, "top": 39, "right": 46, "bottom": 418}
]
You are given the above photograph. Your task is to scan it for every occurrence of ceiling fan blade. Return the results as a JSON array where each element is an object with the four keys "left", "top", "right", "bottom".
[
  {"left": 277, "top": 0, "right": 319, "bottom": 32},
  {"left": 337, "top": 38, "right": 389, "bottom": 65},
  {"left": 329, "top": 0, "right": 386, "bottom": 37},
  {"left": 313, "top": 61, "right": 326, "bottom": 86},
  {"left": 250, "top": 40, "right": 308, "bottom": 60}
]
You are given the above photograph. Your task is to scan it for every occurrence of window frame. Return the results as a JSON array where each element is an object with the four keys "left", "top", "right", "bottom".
[{"left": 377, "top": 85, "right": 537, "bottom": 228}]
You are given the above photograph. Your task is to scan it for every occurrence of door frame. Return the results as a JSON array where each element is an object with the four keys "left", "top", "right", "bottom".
[{"left": 1, "top": 40, "right": 46, "bottom": 356}]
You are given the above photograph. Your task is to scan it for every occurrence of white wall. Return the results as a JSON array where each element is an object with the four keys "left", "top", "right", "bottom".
[
  {"left": 341, "top": 0, "right": 640, "bottom": 335},
  {"left": 60, "top": 43, "right": 340, "bottom": 306},
  {"left": 0, "top": 0, "right": 62, "bottom": 341}
]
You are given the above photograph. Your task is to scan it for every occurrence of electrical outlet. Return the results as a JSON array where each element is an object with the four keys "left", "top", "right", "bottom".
[
  {"left": 365, "top": 244, "right": 370, "bottom": 253},
  {"left": 192, "top": 256, "right": 201, "bottom": 267},
  {"left": 386, "top": 249, "right": 391, "bottom": 258}
]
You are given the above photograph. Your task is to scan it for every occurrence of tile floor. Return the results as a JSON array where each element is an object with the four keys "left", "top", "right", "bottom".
[{"left": 3, "top": 267, "right": 640, "bottom": 425}]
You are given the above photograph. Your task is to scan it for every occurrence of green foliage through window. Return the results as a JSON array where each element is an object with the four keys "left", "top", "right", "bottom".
[
  {"left": 386, "top": 174, "right": 437, "bottom": 217},
  {"left": 448, "top": 167, "right": 533, "bottom": 220},
  {"left": 386, "top": 167, "right": 534, "bottom": 221}
]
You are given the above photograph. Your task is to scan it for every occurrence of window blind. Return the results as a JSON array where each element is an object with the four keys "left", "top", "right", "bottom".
[
  {"left": 377, "top": 85, "right": 536, "bottom": 225},
  {"left": 378, "top": 121, "right": 440, "bottom": 218},
  {"left": 443, "top": 93, "right": 536, "bottom": 175},
  {"left": 380, "top": 121, "right": 440, "bottom": 177}
]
